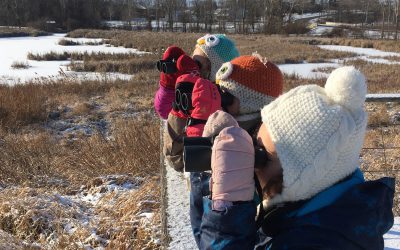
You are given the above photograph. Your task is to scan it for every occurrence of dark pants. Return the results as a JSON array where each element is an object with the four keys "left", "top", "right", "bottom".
[{"left": 190, "top": 172, "right": 211, "bottom": 248}]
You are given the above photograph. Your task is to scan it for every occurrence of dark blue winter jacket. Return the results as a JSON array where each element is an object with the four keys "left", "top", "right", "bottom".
[
  {"left": 200, "top": 169, "right": 395, "bottom": 250},
  {"left": 262, "top": 169, "right": 395, "bottom": 250}
]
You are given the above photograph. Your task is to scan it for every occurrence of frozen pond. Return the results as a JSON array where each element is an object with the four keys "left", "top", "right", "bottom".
[{"left": 0, "top": 34, "right": 148, "bottom": 85}]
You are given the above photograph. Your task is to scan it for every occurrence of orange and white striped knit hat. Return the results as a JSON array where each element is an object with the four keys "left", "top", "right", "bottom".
[{"left": 216, "top": 55, "right": 284, "bottom": 116}]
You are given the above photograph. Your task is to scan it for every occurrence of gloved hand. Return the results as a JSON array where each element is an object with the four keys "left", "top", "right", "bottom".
[
  {"left": 159, "top": 46, "right": 185, "bottom": 90},
  {"left": 155, "top": 47, "right": 200, "bottom": 119},
  {"left": 186, "top": 79, "right": 221, "bottom": 137},
  {"left": 202, "top": 110, "right": 239, "bottom": 137},
  {"left": 210, "top": 126, "right": 255, "bottom": 211},
  {"left": 154, "top": 85, "right": 175, "bottom": 120}
]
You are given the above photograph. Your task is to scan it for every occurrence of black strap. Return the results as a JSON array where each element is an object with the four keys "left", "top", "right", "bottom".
[
  {"left": 187, "top": 117, "right": 207, "bottom": 127},
  {"left": 255, "top": 173, "right": 266, "bottom": 229}
]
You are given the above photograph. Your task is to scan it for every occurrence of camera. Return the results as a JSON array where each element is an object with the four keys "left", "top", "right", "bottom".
[
  {"left": 173, "top": 82, "right": 194, "bottom": 114},
  {"left": 156, "top": 59, "right": 177, "bottom": 74},
  {"left": 173, "top": 83, "right": 235, "bottom": 115},
  {"left": 183, "top": 136, "right": 270, "bottom": 172},
  {"left": 218, "top": 86, "right": 236, "bottom": 112}
]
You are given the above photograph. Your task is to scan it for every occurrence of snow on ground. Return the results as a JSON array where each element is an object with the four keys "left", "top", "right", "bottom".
[
  {"left": 319, "top": 45, "right": 400, "bottom": 58},
  {"left": 385, "top": 217, "right": 400, "bottom": 250},
  {"left": 278, "top": 62, "right": 340, "bottom": 79},
  {"left": 278, "top": 45, "right": 400, "bottom": 79},
  {"left": 0, "top": 175, "right": 160, "bottom": 249},
  {"left": 0, "top": 34, "right": 148, "bottom": 85},
  {"left": 165, "top": 162, "right": 197, "bottom": 249},
  {"left": 308, "top": 25, "right": 334, "bottom": 36}
]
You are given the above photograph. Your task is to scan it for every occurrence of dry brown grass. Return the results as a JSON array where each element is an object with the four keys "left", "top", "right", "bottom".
[
  {"left": 0, "top": 112, "right": 159, "bottom": 190},
  {"left": 69, "top": 55, "right": 157, "bottom": 74},
  {"left": 0, "top": 176, "right": 161, "bottom": 249},
  {"left": 27, "top": 51, "right": 70, "bottom": 61},
  {"left": 0, "top": 116, "right": 161, "bottom": 249},
  {"left": 67, "top": 30, "right": 356, "bottom": 64},
  {"left": 28, "top": 51, "right": 141, "bottom": 61},
  {"left": 0, "top": 83, "right": 50, "bottom": 129},
  {"left": 367, "top": 103, "right": 392, "bottom": 127},
  {"left": 231, "top": 35, "right": 356, "bottom": 64},
  {"left": 0, "top": 68, "right": 158, "bottom": 131},
  {"left": 10, "top": 61, "right": 31, "bottom": 69},
  {"left": 0, "top": 27, "right": 48, "bottom": 38},
  {"left": 343, "top": 59, "right": 400, "bottom": 93}
]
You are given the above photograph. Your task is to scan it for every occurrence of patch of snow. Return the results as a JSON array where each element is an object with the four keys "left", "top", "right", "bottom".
[
  {"left": 139, "top": 212, "right": 154, "bottom": 220},
  {"left": 278, "top": 45, "right": 400, "bottom": 80},
  {"left": 318, "top": 45, "right": 400, "bottom": 58},
  {"left": 278, "top": 62, "right": 340, "bottom": 78},
  {"left": 385, "top": 217, "right": 400, "bottom": 249},
  {"left": 309, "top": 26, "right": 334, "bottom": 36},
  {"left": 0, "top": 34, "right": 147, "bottom": 85}
]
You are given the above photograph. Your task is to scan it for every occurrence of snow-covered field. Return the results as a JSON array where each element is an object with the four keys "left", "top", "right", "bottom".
[
  {"left": 0, "top": 175, "right": 161, "bottom": 249},
  {"left": 278, "top": 45, "right": 400, "bottom": 78},
  {"left": 385, "top": 217, "right": 400, "bottom": 249},
  {"left": 0, "top": 34, "right": 147, "bottom": 85}
]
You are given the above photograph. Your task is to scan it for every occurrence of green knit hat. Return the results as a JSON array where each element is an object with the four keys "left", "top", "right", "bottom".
[{"left": 196, "top": 34, "right": 240, "bottom": 82}]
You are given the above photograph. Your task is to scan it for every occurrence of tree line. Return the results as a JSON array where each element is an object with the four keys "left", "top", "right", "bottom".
[{"left": 0, "top": 0, "right": 399, "bottom": 37}]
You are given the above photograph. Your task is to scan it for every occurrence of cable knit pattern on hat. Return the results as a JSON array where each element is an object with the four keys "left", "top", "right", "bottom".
[
  {"left": 261, "top": 66, "right": 368, "bottom": 207},
  {"left": 217, "top": 55, "right": 283, "bottom": 116},
  {"left": 196, "top": 34, "right": 239, "bottom": 82}
]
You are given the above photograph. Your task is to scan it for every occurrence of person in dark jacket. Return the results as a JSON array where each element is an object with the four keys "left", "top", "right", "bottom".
[{"left": 198, "top": 66, "right": 395, "bottom": 250}]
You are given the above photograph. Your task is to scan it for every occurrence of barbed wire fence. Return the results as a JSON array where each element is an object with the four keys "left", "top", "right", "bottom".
[{"left": 362, "top": 95, "right": 400, "bottom": 216}]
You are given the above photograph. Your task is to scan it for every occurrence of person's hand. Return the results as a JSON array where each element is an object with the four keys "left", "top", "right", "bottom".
[
  {"left": 210, "top": 127, "right": 255, "bottom": 211},
  {"left": 186, "top": 79, "right": 221, "bottom": 137},
  {"left": 159, "top": 46, "right": 185, "bottom": 90}
]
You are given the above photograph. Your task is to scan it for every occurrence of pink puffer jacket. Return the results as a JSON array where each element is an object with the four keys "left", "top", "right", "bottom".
[
  {"left": 210, "top": 126, "right": 255, "bottom": 202},
  {"left": 154, "top": 84, "right": 175, "bottom": 120}
]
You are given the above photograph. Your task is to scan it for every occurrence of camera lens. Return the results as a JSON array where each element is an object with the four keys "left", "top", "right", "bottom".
[
  {"left": 182, "top": 93, "right": 193, "bottom": 111},
  {"left": 156, "top": 61, "right": 162, "bottom": 71},
  {"left": 162, "top": 61, "right": 177, "bottom": 74},
  {"left": 175, "top": 89, "right": 182, "bottom": 106}
]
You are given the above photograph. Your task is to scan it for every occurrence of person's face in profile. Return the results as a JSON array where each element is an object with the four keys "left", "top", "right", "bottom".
[
  {"left": 192, "top": 47, "right": 211, "bottom": 80},
  {"left": 256, "top": 123, "right": 283, "bottom": 199}
]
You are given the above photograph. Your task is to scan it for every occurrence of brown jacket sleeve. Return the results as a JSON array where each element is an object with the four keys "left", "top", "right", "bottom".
[{"left": 163, "top": 112, "right": 187, "bottom": 172}]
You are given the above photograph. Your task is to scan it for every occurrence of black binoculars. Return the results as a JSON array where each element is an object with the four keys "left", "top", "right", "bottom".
[
  {"left": 157, "top": 59, "right": 177, "bottom": 74},
  {"left": 173, "top": 83, "right": 237, "bottom": 115},
  {"left": 219, "top": 87, "right": 235, "bottom": 112},
  {"left": 174, "top": 82, "right": 194, "bottom": 114},
  {"left": 183, "top": 136, "right": 270, "bottom": 172}
]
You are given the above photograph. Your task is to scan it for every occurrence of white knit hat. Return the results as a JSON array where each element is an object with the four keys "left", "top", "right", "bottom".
[{"left": 261, "top": 66, "right": 368, "bottom": 207}]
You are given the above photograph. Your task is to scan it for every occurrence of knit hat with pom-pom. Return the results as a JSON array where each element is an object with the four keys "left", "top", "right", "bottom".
[
  {"left": 196, "top": 34, "right": 240, "bottom": 82},
  {"left": 216, "top": 55, "right": 283, "bottom": 117},
  {"left": 260, "top": 66, "right": 368, "bottom": 207}
]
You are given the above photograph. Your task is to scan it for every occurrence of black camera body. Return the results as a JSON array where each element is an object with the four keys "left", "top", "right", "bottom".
[
  {"left": 157, "top": 59, "right": 178, "bottom": 74},
  {"left": 183, "top": 136, "right": 269, "bottom": 172},
  {"left": 173, "top": 82, "right": 194, "bottom": 114}
]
